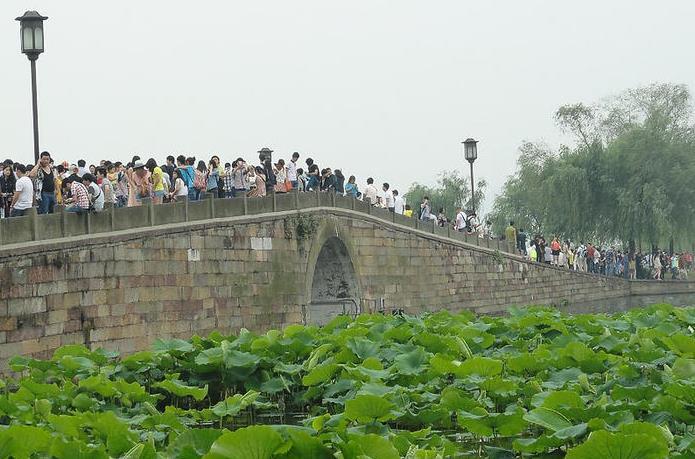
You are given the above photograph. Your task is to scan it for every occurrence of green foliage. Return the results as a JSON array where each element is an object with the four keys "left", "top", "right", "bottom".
[
  {"left": 344, "top": 394, "right": 396, "bottom": 423},
  {"left": 293, "top": 214, "right": 319, "bottom": 242},
  {"left": 204, "top": 425, "right": 283, "bottom": 459},
  {"left": 565, "top": 430, "right": 669, "bottom": 459},
  {"left": 0, "top": 304, "right": 693, "bottom": 457},
  {"left": 490, "top": 83, "right": 695, "bottom": 247},
  {"left": 405, "top": 169, "right": 486, "bottom": 217}
]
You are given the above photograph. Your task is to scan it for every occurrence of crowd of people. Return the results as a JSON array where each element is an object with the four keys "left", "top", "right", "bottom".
[
  {"left": 1, "top": 150, "right": 690, "bottom": 282},
  {"left": 0, "top": 149, "right": 420, "bottom": 218},
  {"left": 503, "top": 221, "right": 692, "bottom": 280}
]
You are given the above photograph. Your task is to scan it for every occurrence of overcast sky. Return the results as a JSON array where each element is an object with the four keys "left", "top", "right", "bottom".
[{"left": 2, "top": 1, "right": 694, "bottom": 212}]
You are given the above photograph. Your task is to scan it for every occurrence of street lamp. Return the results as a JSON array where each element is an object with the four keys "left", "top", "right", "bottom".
[
  {"left": 16, "top": 11, "right": 48, "bottom": 164},
  {"left": 462, "top": 138, "right": 478, "bottom": 215},
  {"left": 257, "top": 147, "right": 273, "bottom": 164}
]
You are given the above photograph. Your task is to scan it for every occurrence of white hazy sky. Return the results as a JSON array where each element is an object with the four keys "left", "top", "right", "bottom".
[{"left": 2, "top": 1, "right": 695, "bottom": 212}]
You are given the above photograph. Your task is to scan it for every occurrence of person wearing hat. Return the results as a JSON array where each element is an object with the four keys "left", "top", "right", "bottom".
[{"left": 125, "top": 161, "right": 151, "bottom": 207}]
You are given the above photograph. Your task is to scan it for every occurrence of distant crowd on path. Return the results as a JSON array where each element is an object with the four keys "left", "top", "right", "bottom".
[
  {"left": 0, "top": 148, "right": 424, "bottom": 218},
  {"left": 502, "top": 221, "right": 692, "bottom": 280}
]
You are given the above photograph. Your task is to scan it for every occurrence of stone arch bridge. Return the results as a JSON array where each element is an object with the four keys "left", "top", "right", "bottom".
[{"left": 0, "top": 192, "right": 692, "bottom": 368}]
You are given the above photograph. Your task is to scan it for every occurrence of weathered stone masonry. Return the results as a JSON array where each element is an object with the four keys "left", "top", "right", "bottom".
[{"left": 0, "top": 197, "right": 693, "bottom": 369}]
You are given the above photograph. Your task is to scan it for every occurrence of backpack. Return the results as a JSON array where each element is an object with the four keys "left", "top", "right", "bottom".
[
  {"left": 88, "top": 185, "right": 102, "bottom": 212},
  {"left": 193, "top": 171, "right": 207, "bottom": 191}
]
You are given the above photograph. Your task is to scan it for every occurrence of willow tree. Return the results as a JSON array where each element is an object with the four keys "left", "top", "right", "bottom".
[
  {"left": 492, "top": 83, "right": 695, "bottom": 250},
  {"left": 405, "top": 170, "right": 486, "bottom": 217}
]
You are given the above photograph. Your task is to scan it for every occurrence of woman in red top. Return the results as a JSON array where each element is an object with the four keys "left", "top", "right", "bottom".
[{"left": 550, "top": 236, "right": 561, "bottom": 266}]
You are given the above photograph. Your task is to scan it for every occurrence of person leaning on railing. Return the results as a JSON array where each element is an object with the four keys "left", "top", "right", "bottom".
[{"left": 62, "top": 176, "right": 90, "bottom": 214}]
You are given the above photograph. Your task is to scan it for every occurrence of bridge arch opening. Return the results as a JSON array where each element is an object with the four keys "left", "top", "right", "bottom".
[{"left": 308, "top": 236, "right": 359, "bottom": 325}]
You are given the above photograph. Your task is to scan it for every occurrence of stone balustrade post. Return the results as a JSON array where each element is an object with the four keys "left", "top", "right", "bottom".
[
  {"left": 107, "top": 202, "right": 116, "bottom": 231},
  {"left": 28, "top": 207, "right": 39, "bottom": 240},
  {"left": 141, "top": 198, "right": 153, "bottom": 226}
]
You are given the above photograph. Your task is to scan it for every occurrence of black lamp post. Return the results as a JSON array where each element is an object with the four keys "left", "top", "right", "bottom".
[
  {"left": 257, "top": 147, "right": 273, "bottom": 164},
  {"left": 16, "top": 11, "right": 48, "bottom": 165},
  {"left": 462, "top": 138, "right": 478, "bottom": 215}
]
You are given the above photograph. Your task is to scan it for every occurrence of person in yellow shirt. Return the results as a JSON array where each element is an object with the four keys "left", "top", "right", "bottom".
[
  {"left": 403, "top": 204, "right": 413, "bottom": 217},
  {"left": 146, "top": 158, "right": 165, "bottom": 204},
  {"left": 54, "top": 165, "right": 64, "bottom": 205},
  {"left": 505, "top": 221, "right": 517, "bottom": 254}
]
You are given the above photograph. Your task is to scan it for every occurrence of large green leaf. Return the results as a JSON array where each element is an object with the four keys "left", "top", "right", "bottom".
[
  {"left": 211, "top": 391, "right": 259, "bottom": 418},
  {"left": 0, "top": 425, "right": 52, "bottom": 458},
  {"left": 456, "top": 356, "right": 503, "bottom": 377},
  {"left": 531, "top": 390, "right": 585, "bottom": 410},
  {"left": 565, "top": 430, "right": 669, "bottom": 459},
  {"left": 458, "top": 407, "right": 494, "bottom": 436},
  {"left": 661, "top": 334, "right": 695, "bottom": 356},
  {"left": 224, "top": 350, "right": 261, "bottom": 369},
  {"left": 672, "top": 358, "right": 695, "bottom": 380},
  {"left": 346, "top": 337, "right": 380, "bottom": 360},
  {"left": 167, "top": 429, "right": 223, "bottom": 459},
  {"left": 277, "top": 429, "right": 332, "bottom": 459},
  {"left": 204, "top": 426, "right": 284, "bottom": 459},
  {"left": 342, "top": 434, "right": 399, "bottom": 459},
  {"left": 393, "top": 347, "right": 430, "bottom": 375},
  {"left": 523, "top": 407, "right": 572, "bottom": 432},
  {"left": 302, "top": 363, "right": 339, "bottom": 386},
  {"left": 344, "top": 394, "right": 396, "bottom": 423},
  {"left": 154, "top": 379, "right": 208, "bottom": 401},
  {"left": 152, "top": 338, "right": 196, "bottom": 354}
]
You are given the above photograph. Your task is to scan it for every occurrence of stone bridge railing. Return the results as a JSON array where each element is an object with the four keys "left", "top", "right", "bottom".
[{"left": 0, "top": 193, "right": 508, "bottom": 252}]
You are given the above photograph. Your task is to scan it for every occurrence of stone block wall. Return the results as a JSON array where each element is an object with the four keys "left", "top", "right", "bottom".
[{"left": 0, "top": 207, "right": 692, "bottom": 369}]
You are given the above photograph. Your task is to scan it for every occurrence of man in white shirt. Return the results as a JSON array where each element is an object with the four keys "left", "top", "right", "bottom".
[
  {"left": 10, "top": 164, "right": 34, "bottom": 217},
  {"left": 82, "top": 173, "right": 104, "bottom": 212},
  {"left": 77, "top": 159, "right": 88, "bottom": 178},
  {"left": 382, "top": 183, "right": 394, "bottom": 211},
  {"left": 363, "top": 178, "right": 378, "bottom": 205},
  {"left": 287, "top": 152, "right": 299, "bottom": 190},
  {"left": 393, "top": 189, "right": 405, "bottom": 214},
  {"left": 454, "top": 207, "right": 467, "bottom": 231}
]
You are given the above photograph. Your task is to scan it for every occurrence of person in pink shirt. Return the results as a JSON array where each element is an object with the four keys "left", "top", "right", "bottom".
[{"left": 125, "top": 161, "right": 152, "bottom": 207}]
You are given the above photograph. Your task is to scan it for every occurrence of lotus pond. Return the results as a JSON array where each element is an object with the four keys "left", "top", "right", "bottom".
[{"left": 2, "top": 304, "right": 695, "bottom": 458}]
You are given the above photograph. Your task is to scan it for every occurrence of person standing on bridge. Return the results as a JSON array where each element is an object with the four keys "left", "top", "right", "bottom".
[
  {"left": 419, "top": 196, "right": 431, "bottom": 221},
  {"left": 9, "top": 164, "right": 33, "bottom": 217},
  {"left": 305, "top": 158, "right": 319, "bottom": 191},
  {"left": 382, "top": 183, "right": 394, "bottom": 212},
  {"left": 364, "top": 178, "right": 378, "bottom": 205},
  {"left": 517, "top": 228, "right": 528, "bottom": 255},
  {"left": 393, "top": 190, "right": 404, "bottom": 214},
  {"left": 345, "top": 175, "right": 359, "bottom": 198},
  {"left": 0, "top": 164, "right": 16, "bottom": 218},
  {"left": 454, "top": 207, "right": 466, "bottom": 232},
  {"left": 288, "top": 152, "right": 299, "bottom": 191},
  {"left": 505, "top": 221, "right": 517, "bottom": 254},
  {"left": 28, "top": 151, "right": 57, "bottom": 215},
  {"left": 550, "top": 236, "right": 561, "bottom": 266}
]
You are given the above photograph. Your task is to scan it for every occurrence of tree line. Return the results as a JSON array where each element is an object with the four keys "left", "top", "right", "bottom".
[
  {"left": 486, "top": 83, "right": 695, "bottom": 252},
  {"left": 403, "top": 83, "right": 695, "bottom": 251}
]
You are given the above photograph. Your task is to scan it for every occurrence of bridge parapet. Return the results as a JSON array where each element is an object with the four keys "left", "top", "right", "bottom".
[{"left": 0, "top": 193, "right": 508, "bottom": 254}]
